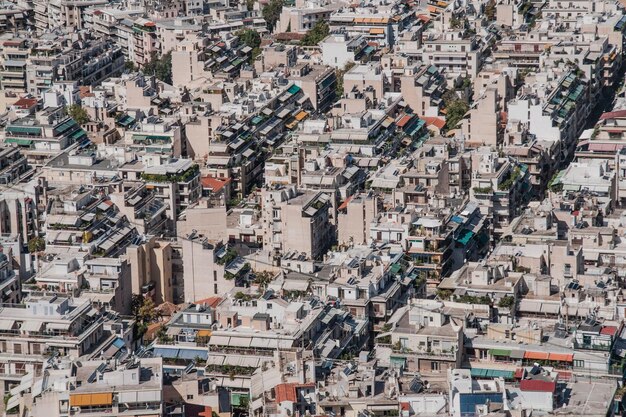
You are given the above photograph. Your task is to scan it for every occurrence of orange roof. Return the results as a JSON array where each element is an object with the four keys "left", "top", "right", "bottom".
[
  {"left": 200, "top": 176, "right": 231, "bottom": 192},
  {"left": 397, "top": 114, "right": 413, "bottom": 128},
  {"left": 13, "top": 97, "right": 37, "bottom": 109},
  {"left": 423, "top": 116, "right": 446, "bottom": 129},
  {"left": 194, "top": 296, "right": 223, "bottom": 308},
  {"left": 275, "top": 383, "right": 315, "bottom": 403},
  {"left": 417, "top": 14, "right": 431, "bottom": 23},
  {"left": 276, "top": 383, "right": 298, "bottom": 403},
  {"left": 79, "top": 86, "right": 95, "bottom": 98}
]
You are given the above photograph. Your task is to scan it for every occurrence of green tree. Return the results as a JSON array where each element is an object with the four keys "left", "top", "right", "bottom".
[
  {"left": 445, "top": 101, "right": 469, "bottom": 130},
  {"left": 335, "top": 61, "right": 356, "bottom": 98},
  {"left": 262, "top": 0, "right": 283, "bottom": 32},
  {"left": 124, "top": 60, "right": 136, "bottom": 71},
  {"left": 485, "top": 0, "right": 496, "bottom": 21},
  {"left": 67, "top": 104, "right": 90, "bottom": 125},
  {"left": 246, "top": 0, "right": 254, "bottom": 11},
  {"left": 237, "top": 29, "right": 262, "bottom": 59},
  {"left": 498, "top": 296, "right": 515, "bottom": 309},
  {"left": 27, "top": 237, "right": 45, "bottom": 253},
  {"left": 300, "top": 20, "right": 329, "bottom": 46},
  {"left": 132, "top": 294, "right": 158, "bottom": 339},
  {"left": 253, "top": 271, "right": 274, "bottom": 290},
  {"left": 143, "top": 51, "right": 173, "bottom": 84}
]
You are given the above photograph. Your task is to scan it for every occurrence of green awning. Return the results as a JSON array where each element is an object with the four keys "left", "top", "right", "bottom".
[
  {"left": 231, "top": 393, "right": 249, "bottom": 407},
  {"left": 390, "top": 356, "right": 406, "bottom": 367},
  {"left": 471, "top": 368, "right": 514, "bottom": 379},
  {"left": 287, "top": 84, "right": 301, "bottom": 95},
  {"left": 6, "top": 126, "right": 41, "bottom": 135},
  {"left": 55, "top": 119, "right": 78, "bottom": 134},
  {"left": 116, "top": 114, "right": 135, "bottom": 127},
  {"left": 489, "top": 349, "right": 511, "bottom": 357},
  {"left": 471, "top": 368, "right": 489, "bottom": 377},
  {"left": 390, "top": 263, "right": 401, "bottom": 275},
  {"left": 5, "top": 138, "right": 33, "bottom": 146},
  {"left": 457, "top": 229, "right": 475, "bottom": 246},
  {"left": 69, "top": 129, "right": 87, "bottom": 140}
]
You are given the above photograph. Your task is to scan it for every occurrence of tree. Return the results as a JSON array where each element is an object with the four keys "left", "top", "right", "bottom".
[
  {"left": 300, "top": 20, "right": 329, "bottom": 46},
  {"left": 485, "top": 0, "right": 496, "bottom": 21},
  {"left": 253, "top": 271, "right": 274, "bottom": 290},
  {"left": 498, "top": 296, "right": 515, "bottom": 309},
  {"left": 237, "top": 29, "right": 262, "bottom": 59},
  {"left": 27, "top": 237, "right": 45, "bottom": 253},
  {"left": 335, "top": 61, "right": 356, "bottom": 98},
  {"left": 124, "top": 60, "right": 136, "bottom": 72},
  {"left": 132, "top": 294, "right": 158, "bottom": 339},
  {"left": 67, "top": 104, "right": 89, "bottom": 125},
  {"left": 262, "top": 0, "right": 283, "bottom": 32},
  {"left": 246, "top": 0, "right": 254, "bottom": 11},
  {"left": 442, "top": 90, "right": 469, "bottom": 131},
  {"left": 143, "top": 51, "right": 173, "bottom": 84}
]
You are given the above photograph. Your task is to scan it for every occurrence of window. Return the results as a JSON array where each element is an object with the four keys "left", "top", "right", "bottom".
[
  {"left": 32, "top": 344, "right": 41, "bottom": 355},
  {"left": 14, "top": 344, "right": 21, "bottom": 354},
  {"left": 431, "top": 361, "right": 440, "bottom": 371},
  {"left": 187, "top": 394, "right": 194, "bottom": 400},
  {"left": 573, "top": 359, "right": 584, "bottom": 368},
  {"left": 214, "top": 284, "right": 218, "bottom": 294}
]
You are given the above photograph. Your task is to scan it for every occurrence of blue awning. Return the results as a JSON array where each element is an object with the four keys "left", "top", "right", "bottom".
[
  {"left": 177, "top": 349, "right": 208, "bottom": 360},
  {"left": 112, "top": 338, "right": 125, "bottom": 349},
  {"left": 153, "top": 347, "right": 180, "bottom": 358}
]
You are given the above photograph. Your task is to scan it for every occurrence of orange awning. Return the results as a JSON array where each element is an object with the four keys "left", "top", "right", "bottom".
[
  {"left": 370, "top": 28, "right": 385, "bottom": 35},
  {"left": 524, "top": 351, "right": 549, "bottom": 360},
  {"left": 548, "top": 353, "right": 573, "bottom": 362},
  {"left": 295, "top": 111, "right": 308, "bottom": 121},
  {"left": 70, "top": 393, "right": 113, "bottom": 407},
  {"left": 197, "top": 329, "right": 212, "bottom": 337}
]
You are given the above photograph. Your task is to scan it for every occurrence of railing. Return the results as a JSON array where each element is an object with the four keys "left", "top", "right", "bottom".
[
  {"left": 376, "top": 343, "right": 457, "bottom": 359},
  {"left": 573, "top": 341, "right": 611, "bottom": 351}
]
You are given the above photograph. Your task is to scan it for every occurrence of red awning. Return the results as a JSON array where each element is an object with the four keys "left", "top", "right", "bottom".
[
  {"left": 548, "top": 353, "right": 573, "bottom": 362},
  {"left": 524, "top": 351, "right": 549, "bottom": 360}
]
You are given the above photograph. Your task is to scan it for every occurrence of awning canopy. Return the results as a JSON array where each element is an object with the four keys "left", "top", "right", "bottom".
[
  {"left": 178, "top": 349, "right": 208, "bottom": 360},
  {"left": 70, "top": 393, "right": 113, "bottom": 407},
  {"left": 228, "top": 337, "right": 252, "bottom": 348},
  {"left": 524, "top": 351, "right": 549, "bottom": 360},
  {"left": 548, "top": 353, "right": 573, "bottom": 362},
  {"left": 509, "top": 350, "right": 525, "bottom": 359},
  {"left": 208, "top": 335, "right": 230, "bottom": 346},
  {"left": 0, "top": 319, "right": 15, "bottom": 331},
  {"left": 22, "top": 321, "right": 44, "bottom": 332},
  {"left": 489, "top": 349, "right": 511, "bottom": 357}
]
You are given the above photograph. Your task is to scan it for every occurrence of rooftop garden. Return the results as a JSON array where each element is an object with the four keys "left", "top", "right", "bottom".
[{"left": 141, "top": 164, "right": 199, "bottom": 183}]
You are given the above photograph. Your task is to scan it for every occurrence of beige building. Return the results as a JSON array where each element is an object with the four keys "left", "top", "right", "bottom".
[
  {"left": 181, "top": 234, "right": 231, "bottom": 302},
  {"left": 263, "top": 189, "right": 334, "bottom": 260},
  {"left": 125, "top": 237, "right": 174, "bottom": 304},
  {"left": 338, "top": 193, "right": 380, "bottom": 245},
  {"left": 343, "top": 64, "right": 386, "bottom": 105},
  {"left": 462, "top": 88, "right": 502, "bottom": 147}
]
